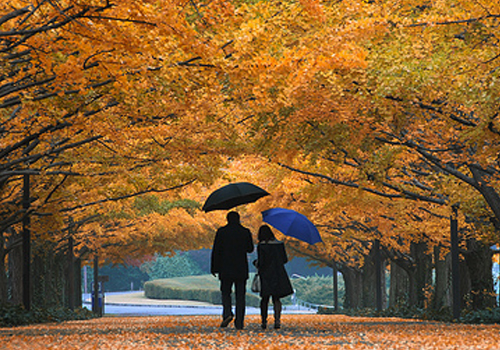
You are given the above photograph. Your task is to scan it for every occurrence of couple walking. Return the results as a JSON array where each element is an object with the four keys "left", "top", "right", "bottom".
[{"left": 211, "top": 211, "right": 293, "bottom": 330}]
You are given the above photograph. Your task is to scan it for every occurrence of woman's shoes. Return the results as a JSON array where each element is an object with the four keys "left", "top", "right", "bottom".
[{"left": 260, "top": 320, "right": 280, "bottom": 330}]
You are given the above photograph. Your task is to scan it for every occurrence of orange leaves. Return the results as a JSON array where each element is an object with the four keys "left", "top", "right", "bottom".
[
  {"left": 2, "top": 0, "right": 242, "bottom": 262},
  {"left": 298, "top": 0, "right": 326, "bottom": 23},
  {"left": 2, "top": 0, "right": 499, "bottom": 279},
  {"left": 2, "top": 315, "right": 500, "bottom": 349}
]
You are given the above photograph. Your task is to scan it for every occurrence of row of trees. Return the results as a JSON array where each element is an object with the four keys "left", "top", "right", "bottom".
[
  {"left": 0, "top": 0, "right": 226, "bottom": 308},
  {"left": 234, "top": 1, "right": 500, "bottom": 313},
  {"left": 1, "top": 0, "right": 499, "bottom": 316}
]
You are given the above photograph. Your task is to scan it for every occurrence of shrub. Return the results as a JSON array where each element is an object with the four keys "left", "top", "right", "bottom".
[
  {"left": 290, "top": 275, "right": 343, "bottom": 307},
  {"left": 144, "top": 274, "right": 261, "bottom": 307},
  {"left": 0, "top": 303, "right": 95, "bottom": 327},
  {"left": 140, "top": 253, "right": 204, "bottom": 280},
  {"left": 318, "top": 303, "right": 500, "bottom": 324},
  {"left": 461, "top": 308, "right": 500, "bottom": 324}
]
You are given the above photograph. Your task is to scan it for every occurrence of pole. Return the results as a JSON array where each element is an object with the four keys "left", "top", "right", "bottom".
[
  {"left": 67, "top": 235, "right": 75, "bottom": 310},
  {"left": 93, "top": 254, "right": 100, "bottom": 315},
  {"left": 83, "top": 266, "right": 88, "bottom": 294},
  {"left": 374, "top": 239, "right": 383, "bottom": 311},
  {"left": 333, "top": 260, "right": 338, "bottom": 312},
  {"left": 450, "top": 205, "right": 461, "bottom": 320},
  {"left": 22, "top": 174, "right": 31, "bottom": 311}
]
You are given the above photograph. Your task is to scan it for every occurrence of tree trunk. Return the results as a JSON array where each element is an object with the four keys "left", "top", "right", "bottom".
[
  {"left": 8, "top": 245, "right": 23, "bottom": 305},
  {"left": 340, "top": 265, "right": 363, "bottom": 309},
  {"left": 75, "top": 258, "right": 82, "bottom": 307},
  {"left": 32, "top": 251, "right": 45, "bottom": 308},
  {"left": 432, "top": 246, "right": 452, "bottom": 310},
  {"left": 362, "top": 243, "right": 386, "bottom": 309},
  {"left": 457, "top": 255, "right": 471, "bottom": 310},
  {"left": 391, "top": 241, "right": 432, "bottom": 308},
  {"left": 0, "top": 233, "right": 7, "bottom": 303},
  {"left": 389, "top": 260, "right": 409, "bottom": 307},
  {"left": 411, "top": 241, "right": 433, "bottom": 308},
  {"left": 463, "top": 238, "right": 496, "bottom": 310},
  {"left": 469, "top": 165, "right": 500, "bottom": 230},
  {"left": 32, "top": 242, "right": 67, "bottom": 309}
]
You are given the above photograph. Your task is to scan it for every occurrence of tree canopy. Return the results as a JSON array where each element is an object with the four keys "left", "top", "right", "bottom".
[{"left": 1, "top": 0, "right": 499, "bottom": 292}]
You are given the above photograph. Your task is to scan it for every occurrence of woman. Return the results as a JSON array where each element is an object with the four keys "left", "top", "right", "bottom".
[{"left": 255, "top": 225, "right": 294, "bottom": 329}]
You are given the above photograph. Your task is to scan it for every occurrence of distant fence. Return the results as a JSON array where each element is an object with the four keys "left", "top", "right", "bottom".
[{"left": 292, "top": 295, "right": 334, "bottom": 311}]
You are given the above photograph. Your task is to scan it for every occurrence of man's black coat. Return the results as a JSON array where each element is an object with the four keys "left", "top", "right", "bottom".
[{"left": 211, "top": 221, "right": 254, "bottom": 280}]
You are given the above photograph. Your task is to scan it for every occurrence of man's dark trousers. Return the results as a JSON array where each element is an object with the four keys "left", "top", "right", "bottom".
[{"left": 221, "top": 278, "right": 246, "bottom": 329}]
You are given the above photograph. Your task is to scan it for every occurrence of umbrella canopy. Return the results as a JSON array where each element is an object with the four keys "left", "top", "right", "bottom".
[
  {"left": 202, "top": 182, "right": 270, "bottom": 212},
  {"left": 262, "top": 208, "right": 322, "bottom": 245}
]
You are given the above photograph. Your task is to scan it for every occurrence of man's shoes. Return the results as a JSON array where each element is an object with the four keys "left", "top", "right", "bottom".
[{"left": 220, "top": 315, "right": 234, "bottom": 328}]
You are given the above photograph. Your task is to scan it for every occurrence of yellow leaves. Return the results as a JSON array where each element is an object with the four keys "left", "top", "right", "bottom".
[
  {"left": 2, "top": 315, "right": 500, "bottom": 349},
  {"left": 336, "top": 43, "right": 369, "bottom": 69},
  {"left": 2, "top": 0, "right": 498, "bottom": 276}
]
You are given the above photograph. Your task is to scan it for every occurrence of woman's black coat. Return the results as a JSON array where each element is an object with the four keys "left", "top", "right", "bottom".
[{"left": 257, "top": 240, "right": 294, "bottom": 298}]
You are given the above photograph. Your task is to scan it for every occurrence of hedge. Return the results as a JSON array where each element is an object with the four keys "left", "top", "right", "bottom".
[
  {"left": 0, "top": 303, "right": 95, "bottom": 327},
  {"left": 144, "top": 274, "right": 261, "bottom": 307}
]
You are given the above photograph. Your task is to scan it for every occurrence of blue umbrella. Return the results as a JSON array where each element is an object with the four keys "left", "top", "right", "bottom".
[{"left": 262, "top": 208, "right": 322, "bottom": 245}]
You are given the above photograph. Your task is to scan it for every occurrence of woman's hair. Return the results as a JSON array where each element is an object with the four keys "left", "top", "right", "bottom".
[{"left": 258, "top": 225, "right": 276, "bottom": 243}]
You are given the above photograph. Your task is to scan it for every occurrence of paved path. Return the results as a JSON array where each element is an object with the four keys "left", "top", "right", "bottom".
[{"left": 82, "top": 291, "right": 315, "bottom": 316}]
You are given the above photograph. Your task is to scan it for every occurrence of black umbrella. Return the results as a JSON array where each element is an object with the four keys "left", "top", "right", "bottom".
[{"left": 202, "top": 182, "right": 270, "bottom": 212}]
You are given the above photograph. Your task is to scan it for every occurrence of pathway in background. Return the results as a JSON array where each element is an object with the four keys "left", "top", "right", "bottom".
[{"left": 82, "top": 291, "right": 315, "bottom": 316}]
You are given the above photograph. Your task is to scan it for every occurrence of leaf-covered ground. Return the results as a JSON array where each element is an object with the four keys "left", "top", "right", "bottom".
[{"left": 1, "top": 314, "right": 499, "bottom": 349}]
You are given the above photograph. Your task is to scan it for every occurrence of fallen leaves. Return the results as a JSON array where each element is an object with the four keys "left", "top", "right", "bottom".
[{"left": 1, "top": 315, "right": 499, "bottom": 349}]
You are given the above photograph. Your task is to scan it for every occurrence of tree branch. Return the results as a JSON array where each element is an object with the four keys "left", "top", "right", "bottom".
[{"left": 61, "top": 179, "right": 196, "bottom": 212}]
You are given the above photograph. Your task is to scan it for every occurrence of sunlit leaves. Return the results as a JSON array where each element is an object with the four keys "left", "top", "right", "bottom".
[
  {"left": 3, "top": 0, "right": 500, "bottom": 275},
  {"left": 1, "top": 315, "right": 500, "bottom": 349},
  {"left": 1, "top": 0, "right": 258, "bottom": 263},
  {"left": 228, "top": 0, "right": 500, "bottom": 267}
]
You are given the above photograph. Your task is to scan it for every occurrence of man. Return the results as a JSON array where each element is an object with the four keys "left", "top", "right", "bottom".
[{"left": 211, "top": 211, "right": 254, "bottom": 330}]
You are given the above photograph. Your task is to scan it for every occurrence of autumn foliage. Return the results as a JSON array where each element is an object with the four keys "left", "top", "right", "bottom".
[
  {"left": 2, "top": 315, "right": 500, "bottom": 349},
  {"left": 1, "top": 0, "right": 500, "bottom": 315}
]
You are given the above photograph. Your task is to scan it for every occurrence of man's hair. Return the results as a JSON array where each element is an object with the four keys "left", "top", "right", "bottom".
[{"left": 227, "top": 211, "right": 240, "bottom": 224}]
